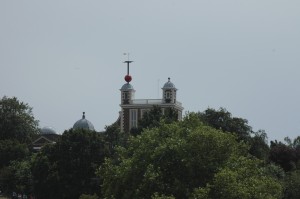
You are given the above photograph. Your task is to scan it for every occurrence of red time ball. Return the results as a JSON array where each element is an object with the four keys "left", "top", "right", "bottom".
[{"left": 124, "top": 75, "right": 132, "bottom": 82}]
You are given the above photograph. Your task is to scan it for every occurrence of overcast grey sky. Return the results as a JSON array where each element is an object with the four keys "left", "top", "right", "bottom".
[{"left": 1, "top": 0, "right": 300, "bottom": 142}]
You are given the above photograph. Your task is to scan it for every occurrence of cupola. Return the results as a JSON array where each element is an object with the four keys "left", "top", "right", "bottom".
[
  {"left": 162, "top": 77, "right": 177, "bottom": 103},
  {"left": 73, "top": 112, "right": 95, "bottom": 131}
]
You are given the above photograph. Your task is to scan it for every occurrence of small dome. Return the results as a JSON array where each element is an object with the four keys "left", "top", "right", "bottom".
[
  {"left": 163, "top": 78, "right": 176, "bottom": 89},
  {"left": 73, "top": 112, "right": 95, "bottom": 131},
  {"left": 40, "top": 126, "right": 57, "bottom": 135},
  {"left": 120, "top": 83, "right": 134, "bottom": 91}
]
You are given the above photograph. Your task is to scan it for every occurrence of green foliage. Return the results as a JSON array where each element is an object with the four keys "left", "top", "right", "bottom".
[
  {"left": 0, "top": 160, "right": 33, "bottom": 195},
  {"left": 198, "top": 107, "right": 252, "bottom": 141},
  {"left": 100, "top": 117, "right": 248, "bottom": 199},
  {"left": 103, "top": 122, "right": 128, "bottom": 153},
  {"left": 79, "top": 193, "right": 99, "bottom": 199},
  {"left": 198, "top": 108, "right": 270, "bottom": 160},
  {"left": 0, "top": 139, "right": 29, "bottom": 168},
  {"left": 248, "top": 130, "right": 270, "bottom": 160},
  {"left": 0, "top": 96, "right": 38, "bottom": 195},
  {"left": 269, "top": 140, "right": 298, "bottom": 172},
  {"left": 195, "top": 157, "right": 283, "bottom": 199},
  {"left": 283, "top": 170, "right": 300, "bottom": 199},
  {"left": 32, "top": 129, "right": 107, "bottom": 199},
  {"left": 0, "top": 96, "right": 39, "bottom": 143},
  {"left": 151, "top": 193, "right": 175, "bottom": 199},
  {"left": 132, "top": 106, "right": 179, "bottom": 135}
]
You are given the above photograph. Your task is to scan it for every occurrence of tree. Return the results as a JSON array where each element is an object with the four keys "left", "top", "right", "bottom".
[
  {"left": 0, "top": 96, "right": 39, "bottom": 143},
  {"left": 132, "top": 106, "right": 179, "bottom": 136},
  {"left": 100, "top": 114, "right": 249, "bottom": 199},
  {"left": 0, "top": 159, "right": 33, "bottom": 196},
  {"left": 248, "top": 130, "right": 270, "bottom": 160},
  {"left": 198, "top": 108, "right": 252, "bottom": 141},
  {"left": 192, "top": 157, "right": 283, "bottom": 199},
  {"left": 283, "top": 170, "right": 300, "bottom": 199},
  {"left": 32, "top": 129, "right": 109, "bottom": 199},
  {"left": 269, "top": 140, "right": 298, "bottom": 172},
  {"left": 198, "top": 108, "right": 270, "bottom": 160},
  {"left": 0, "top": 139, "right": 29, "bottom": 168},
  {"left": 103, "top": 122, "right": 127, "bottom": 153}
]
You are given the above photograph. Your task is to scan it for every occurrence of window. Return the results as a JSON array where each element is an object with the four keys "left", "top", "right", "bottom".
[
  {"left": 122, "top": 92, "right": 128, "bottom": 99},
  {"left": 166, "top": 91, "right": 170, "bottom": 99},
  {"left": 178, "top": 111, "right": 182, "bottom": 120},
  {"left": 130, "top": 109, "right": 138, "bottom": 129}
]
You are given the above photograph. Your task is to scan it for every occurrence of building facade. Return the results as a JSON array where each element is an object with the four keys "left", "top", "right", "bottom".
[{"left": 119, "top": 61, "right": 184, "bottom": 133}]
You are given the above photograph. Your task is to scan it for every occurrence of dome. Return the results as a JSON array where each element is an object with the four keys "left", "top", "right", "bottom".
[
  {"left": 40, "top": 126, "right": 57, "bottom": 135},
  {"left": 73, "top": 112, "right": 95, "bottom": 131},
  {"left": 163, "top": 78, "right": 176, "bottom": 89},
  {"left": 120, "top": 83, "right": 134, "bottom": 91}
]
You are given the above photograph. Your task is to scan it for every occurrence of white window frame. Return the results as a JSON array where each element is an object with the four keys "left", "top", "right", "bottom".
[{"left": 130, "top": 109, "right": 138, "bottom": 129}]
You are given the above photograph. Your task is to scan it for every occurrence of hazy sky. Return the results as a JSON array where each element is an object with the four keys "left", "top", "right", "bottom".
[{"left": 1, "top": 0, "right": 300, "bottom": 142}]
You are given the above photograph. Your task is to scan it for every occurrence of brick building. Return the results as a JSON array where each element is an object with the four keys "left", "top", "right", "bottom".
[{"left": 119, "top": 61, "right": 184, "bottom": 133}]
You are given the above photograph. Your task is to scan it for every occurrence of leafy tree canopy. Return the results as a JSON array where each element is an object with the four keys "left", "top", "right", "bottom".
[
  {"left": 269, "top": 138, "right": 300, "bottom": 172},
  {"left": 193, "top": 157, "right": 283, "bottom": 199},
  {"left": 197, "top": 107, "right": 252, "bottom": 141},
  {"left": 0, "top": 96, "right": 39, "bottom": 143},
  {"left": 100, "top": 114, "right": 251, "bottom": 199},
  {"left": 32, "top": 129, "right": 109, "bottom": 199},
  {"left": 198, "top": 108, "right": 270, "bottom": 160},
  {"left": 131, "top": 106, "right": 179, "bottom": 136}
]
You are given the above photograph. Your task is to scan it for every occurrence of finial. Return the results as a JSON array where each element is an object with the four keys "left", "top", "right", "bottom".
[
  {"left": 168, "top": 77, "right": 170, "bottom": 82},
  {"left": 82, "top": 112, "right": 85, "bottom": 119}
]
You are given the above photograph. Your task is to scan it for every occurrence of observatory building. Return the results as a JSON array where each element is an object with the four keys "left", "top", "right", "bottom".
[{"left": 119, "top": 61, "right": 184, "bottom": 133}]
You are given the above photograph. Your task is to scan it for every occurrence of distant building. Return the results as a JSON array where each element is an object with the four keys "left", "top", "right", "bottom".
[
  {"left": 32, "top": 126, "right": 60, "bottom": 151},
  {"left": 73, "top": 112, "right": 95, "bottom": 131},
  {"left": 119, "top": 61, "right": 184, "bottom": 133}
]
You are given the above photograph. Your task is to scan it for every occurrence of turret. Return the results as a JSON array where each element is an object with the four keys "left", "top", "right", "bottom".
[{"left": 162, "top": 77, "right": 177, "bottom": 103}]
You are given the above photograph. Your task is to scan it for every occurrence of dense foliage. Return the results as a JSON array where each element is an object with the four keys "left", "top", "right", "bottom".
[
  {"left": 100, "top": 114, "right": 283, "bottom": 199},
  {"left": 0, "top": 96, "right": 38, "bottom": 196},
  {"left": 31, "top": 129, "right": 108, "bottom": 199},
  {"left": 1, "top": 97, "right": 300, "bottom": 198},
  {"left": 0, "top": 96, "right": 39, "bottom": 143}
]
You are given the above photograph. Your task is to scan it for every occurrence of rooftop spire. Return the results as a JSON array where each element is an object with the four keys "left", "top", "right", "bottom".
[
  {"left": 82, "top": 112, "right": 85, "bottom": 119},
  {"left": 123, "top": 53, "right": 133, "bottom": 83}
]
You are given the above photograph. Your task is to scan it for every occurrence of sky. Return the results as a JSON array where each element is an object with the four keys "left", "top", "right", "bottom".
[{"left": 1, "top": 0, "right": 300, "bottom": 142}]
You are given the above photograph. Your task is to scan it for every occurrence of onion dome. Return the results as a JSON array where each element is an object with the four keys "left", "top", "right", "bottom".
[
  {"left": 163, "top": 77, "right": 176, "bottom": 89},
  {"left": 120, "top": 83, "right": 134, "bottom": 91},
  {"left": 73, "top": 112, "right": 95, "bottom": 131},
  {"left": 40, "top": 126, "right": 57, "bottom": 135}
]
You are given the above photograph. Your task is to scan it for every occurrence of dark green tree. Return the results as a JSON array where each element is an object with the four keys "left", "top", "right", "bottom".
[
  {"left": 192, "top": 157, "right": 283, "bottom": 199},
  {"left": 248, "top": 130, "right": 270, "bottom": 160},
  {"left": 0, "top": 96, "right": 39, "bottom": 143},
  {"left": 283, "top": 170, "right": 300, "bottom": 199},
  {"left": 0, "top": 96, "right": 38, "bottom": 195},
  {"left": 131, "top": 106, "right": 178, "bottom": 136},
  {"left": 198, "top": 108, "right": 270, "bottom": 160},
  {"left": 32, "top": 129, "right": 108, "bottom": 199},
  {"left": 198, "top": 108, "right": 252, "bottom": 141},
  {"left": 100, "top": 114, "right": 252, "bottom": 199},
  {"left": 0, "top": 139, "right": 29, "bottom": 168},
  {"left": 103, "top": 122, "right": 128, "bottom": 153},
  {"left": 269, "top": 140, "right": 298, "bottom": 172}
]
